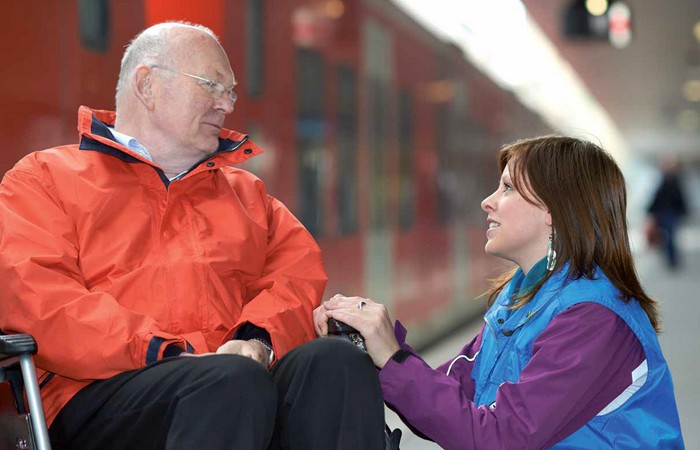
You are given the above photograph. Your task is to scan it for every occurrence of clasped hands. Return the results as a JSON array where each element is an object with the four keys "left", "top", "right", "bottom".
[
  {"left": 313, "top": 294, "right": 400, "bottom": 368},
  {"left": 178, "top": 294, "right": 400, "bottom": 369}
]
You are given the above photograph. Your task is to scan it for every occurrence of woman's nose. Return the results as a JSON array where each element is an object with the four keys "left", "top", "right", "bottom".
[{"left": 481, "top": 192, "right": 496, "bottom": 212}]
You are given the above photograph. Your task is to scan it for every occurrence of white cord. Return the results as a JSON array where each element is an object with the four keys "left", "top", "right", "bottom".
[{"left": 446, "top": 351, "right": 479, "bottom": 376}]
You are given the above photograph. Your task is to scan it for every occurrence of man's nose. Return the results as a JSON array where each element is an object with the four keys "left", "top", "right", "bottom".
[{"left": 215, "top": 95, "right": 235, "bottom": 114}]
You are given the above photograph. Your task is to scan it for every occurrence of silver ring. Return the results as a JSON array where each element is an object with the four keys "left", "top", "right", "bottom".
[{"left": 358, "top": 301, "right": 366, "bottom": 311}]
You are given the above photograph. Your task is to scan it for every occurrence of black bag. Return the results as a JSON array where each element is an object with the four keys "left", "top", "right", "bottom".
[{"left": 328, "top": 319, "right": 402, "bottom": 449}]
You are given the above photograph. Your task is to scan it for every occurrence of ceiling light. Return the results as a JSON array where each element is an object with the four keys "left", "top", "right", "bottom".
[
  {"left": 324, "top": 0, "right": 345, "bottom": 19},
  {"left": 586, "top": 0, "right": 608, "bottom": 16},
  {"left": 422, "top": 80, "right": 455, "bottom": 103},
  {"left": 694, "top": 22, "right": 700, "bottom": 43}
]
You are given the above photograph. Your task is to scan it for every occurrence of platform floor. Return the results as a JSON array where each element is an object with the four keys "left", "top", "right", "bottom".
[{"left": 387, "top": 221, "right": 700, "bottom": 449}]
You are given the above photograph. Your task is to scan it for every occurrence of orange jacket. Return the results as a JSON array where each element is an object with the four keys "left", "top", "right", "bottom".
[{"left": 0, "top": 106, "right": 327, "bottom": 425}]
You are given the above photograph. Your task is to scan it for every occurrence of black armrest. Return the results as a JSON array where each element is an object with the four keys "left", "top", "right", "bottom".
[{"left": 0, "top": 334, "right": 37, "bottom": 362}]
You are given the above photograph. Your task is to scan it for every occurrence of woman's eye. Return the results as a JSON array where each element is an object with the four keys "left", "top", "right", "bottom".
[{"left": 503, "top": 183, "right": 513, "bottom": 192}]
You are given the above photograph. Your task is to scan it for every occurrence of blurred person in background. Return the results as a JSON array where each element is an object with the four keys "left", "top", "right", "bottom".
[
  {"left": 0, "top": 21, "right": 385, "bottom": 450},
  {"left": 647, "top": 155, "right": 688, "bottom": 270},
  {"left": 315, "top": 136, "right": 684, "bottom": 449}
]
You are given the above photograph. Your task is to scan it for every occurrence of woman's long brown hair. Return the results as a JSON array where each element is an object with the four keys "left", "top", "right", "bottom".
[{"left": 487, "top": 136, "right": 660, "bottom": 332}]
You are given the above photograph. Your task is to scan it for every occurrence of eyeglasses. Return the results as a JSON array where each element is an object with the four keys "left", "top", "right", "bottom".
[{"left": 151, "top": 65, "right": 238, "bottom": 103}]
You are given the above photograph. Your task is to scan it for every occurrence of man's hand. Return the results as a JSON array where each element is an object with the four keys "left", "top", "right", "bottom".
[
  {"left": 181, "top": 340, "right": 271, "bottom": 367},
  {"left": 216, "top": 339, "right": 271, "bottom": 366}
]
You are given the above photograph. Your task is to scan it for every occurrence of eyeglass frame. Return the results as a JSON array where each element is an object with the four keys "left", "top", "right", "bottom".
[{"left": 150, "top": 64, "right": 238, "bottom": 103}]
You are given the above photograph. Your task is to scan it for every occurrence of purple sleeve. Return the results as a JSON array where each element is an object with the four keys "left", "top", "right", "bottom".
[{"left": 379, "top": 303, "right": 644, "bottom": 450}]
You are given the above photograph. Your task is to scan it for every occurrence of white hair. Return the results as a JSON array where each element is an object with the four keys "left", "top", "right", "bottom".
[{"left": 115, "top": 21, "right": 218, "bottom": 108}]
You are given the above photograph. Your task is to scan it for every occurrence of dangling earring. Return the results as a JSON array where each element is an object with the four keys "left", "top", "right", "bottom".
[{"left": 546, "top": 231, "right": 557, "bottom": 271}]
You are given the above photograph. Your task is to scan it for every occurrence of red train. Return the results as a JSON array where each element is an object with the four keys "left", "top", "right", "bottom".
[{"left": 2, "top": 0, "right": 551, "bottom": 348}]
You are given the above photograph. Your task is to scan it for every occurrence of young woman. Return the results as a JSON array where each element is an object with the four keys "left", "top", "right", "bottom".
[{"left": 314, "top": 136, "right": 684, "bottom": 449}]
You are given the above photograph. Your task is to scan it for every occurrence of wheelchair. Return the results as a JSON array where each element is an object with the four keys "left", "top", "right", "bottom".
[
  {"left": 1, "top": 333, "right": 400, "bottom": 450},
  {"left": 0, "top": 334, "right": 51, "bottom": 450}
]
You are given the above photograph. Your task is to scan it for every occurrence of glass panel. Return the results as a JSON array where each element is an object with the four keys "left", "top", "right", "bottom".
[
  {"left": 363, "top": 19, "right": 393, "bottom": 231},
  {"left": 246, "top": 0, "right": 264, "bottom": 98},
  {"left": 368, "top": 77, "right": 389, "bottom": 230},
  {"left": 296, "top": 47, "right": 325, "bottom": 236},
  {"left": 337, "top": 65, "right": 358, "bottom": 235},
  {"left": 78, "top": 0, "right": 110, "bottom": 53},
  {"left": 436, "top": 101, "right": 451, "bottom": 223},
  {"left": 398, "top": 89, "right": 415, "bottom": 230},
  {"left": 436, "top": 76, "right": 468, "bottom": 223}
]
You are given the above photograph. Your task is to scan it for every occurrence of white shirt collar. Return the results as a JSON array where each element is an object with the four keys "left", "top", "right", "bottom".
[{"left": 109, "top": 128, "right": 153, "bottom": 162}]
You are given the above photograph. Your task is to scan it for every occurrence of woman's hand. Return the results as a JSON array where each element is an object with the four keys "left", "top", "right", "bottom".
[{"left": 320, "top": 294, "right": 401, "bottom": 368}]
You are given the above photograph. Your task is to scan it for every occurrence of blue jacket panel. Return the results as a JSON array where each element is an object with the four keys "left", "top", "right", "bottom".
[{"left": 472, "top": 265, "right": 684, "bottom": 449}]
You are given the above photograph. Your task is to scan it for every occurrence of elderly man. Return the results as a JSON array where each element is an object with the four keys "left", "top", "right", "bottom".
[{"left": 0, "top": 22, "right": 384, "bottom": 449}]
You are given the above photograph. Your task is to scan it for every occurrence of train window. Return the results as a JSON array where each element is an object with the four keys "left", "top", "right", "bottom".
[
  {"left": 398, "top": 89, "right": 415, "bottom": 230},
  {"left": 367, "top": 77, "right": 390, "bottom": 231},
  {"left": 436, "top": 103, "right": 451, "bottom": 223},
  {"left": 296, "top": 47, "right": 326, "bottom": 236},
  {"left": 462, "top": 122, "right": 489, "bottom": 223},
  {"left": 337, "top": 65, "right": 358, "bottom": 236},
  {"left": 436, "top": 79, "right": 468, "bottom": 223},
  {"left": 363, "top": 20, "right": 393, "bottom": 231},
  {"left": 246, "top": 0, "right": 264, "bottom": 98},
  {"left": 78, "top": 0, "right": 110, "bottom": 53}
]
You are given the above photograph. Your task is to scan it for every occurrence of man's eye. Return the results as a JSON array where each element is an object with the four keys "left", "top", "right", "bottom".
[{"left": 206, "top": 81, "right": 218, "bottom": 90}]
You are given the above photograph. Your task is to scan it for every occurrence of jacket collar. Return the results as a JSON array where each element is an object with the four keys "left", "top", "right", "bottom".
[{"left": 76, "top": 105, "right": 264, "bottom": 167}]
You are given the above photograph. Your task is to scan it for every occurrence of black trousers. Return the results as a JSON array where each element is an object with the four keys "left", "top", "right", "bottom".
[{"left": 49, "top": 338, "right": 385, "bottom": 450}]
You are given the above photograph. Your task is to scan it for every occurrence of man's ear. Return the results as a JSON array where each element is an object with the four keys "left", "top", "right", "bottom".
[{"left": 132, "top": 65, "right": 156, "bottom": 110}]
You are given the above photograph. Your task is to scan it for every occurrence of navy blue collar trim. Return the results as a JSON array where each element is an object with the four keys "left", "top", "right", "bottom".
[
  {"left": 81, "top": 113, "right": 245, "bottom": 156},
  {"left": 78, "top": 113, "right": 246, "bottom": 188}
]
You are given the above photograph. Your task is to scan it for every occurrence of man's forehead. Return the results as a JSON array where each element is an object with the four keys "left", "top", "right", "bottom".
[
  {"left": 207, "top": 64, "right": 236, "bottom": 86},
  {"left": 170, "top": 30, "right": 236, "bottom": 83}
]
